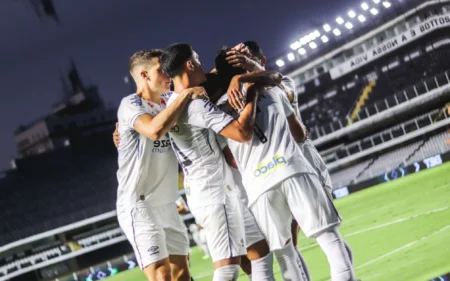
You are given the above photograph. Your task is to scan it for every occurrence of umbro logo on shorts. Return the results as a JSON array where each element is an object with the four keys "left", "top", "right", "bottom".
[{"left": 148, "top": 246, "right": 160, "bottom": 256}]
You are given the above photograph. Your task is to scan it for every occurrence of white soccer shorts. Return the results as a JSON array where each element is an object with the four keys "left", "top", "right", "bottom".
[
  {"left": 250, "top": 173, "right": 341, "bottom": 251},
  {"left": 190, "top": 194, "right": 247, "bottom": 262},
  {"left": 118, "top": 201, "right": 189, "bottom": 269},
  {"left": 241, "top": 200, "right": 266, "bottom": 248}
]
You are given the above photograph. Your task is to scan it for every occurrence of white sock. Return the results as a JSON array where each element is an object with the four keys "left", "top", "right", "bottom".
[
  {"left": 248, "top": 274, "right": 252, "bottom": 281},
  {"left": 295, "top": 247, "right": 311, "bottom": 281},
  {"left": 213, "top": 264, "right": 240, "bottom": 281},
  {"left": 316, "top": 228, "right": 356, "bottom": 281},
  {"left": 274, "top": 241, "right": 308, "bottom": 281},
  {"left": 250, "top": 252, "right": 275, "bottom": 281}
]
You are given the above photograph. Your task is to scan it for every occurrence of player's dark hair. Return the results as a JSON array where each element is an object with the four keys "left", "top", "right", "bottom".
[
  {"left": 129, "top": 49, "right": 163, "bottom": 72},
  {"left": 243, "top": 41, "right": 264, "bottom": 59},
  {"left": 215, "top": 47, "right": 246, "bottom": 81},
  {"left": 161, "top": 43, "right": 194, "bottom": 78}
]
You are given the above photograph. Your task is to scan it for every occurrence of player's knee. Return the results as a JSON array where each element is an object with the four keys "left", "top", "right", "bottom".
[
  {"left": 156, "top": 264, "right": 171, "bottom": 281},
  {"left": 172, "top": 266, "right": 190, "bottom": 281},
  {"left": 247, "top": 239, "right": 270, "bottom": 261}
]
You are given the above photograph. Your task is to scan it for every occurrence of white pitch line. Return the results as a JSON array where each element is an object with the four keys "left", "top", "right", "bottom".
[
  {"left": 356, "top": 224, "right": 450, "bottom": 270},
  {"left": 299, "top": 206, "right": 449, "bottom": 252}
]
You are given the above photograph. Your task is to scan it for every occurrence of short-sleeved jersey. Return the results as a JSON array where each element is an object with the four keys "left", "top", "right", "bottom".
[
  {"left": 280, "top": 75, "right": 302, "bottom": 122},
  {"left": 167, "top": 93, "right": 235, "bottom": 209},
  {"left": 116, "top": 93, "right": 179, "bottom": 213},
  {"left": 217, "top": 87, "right": 315, "bottom": 206}
]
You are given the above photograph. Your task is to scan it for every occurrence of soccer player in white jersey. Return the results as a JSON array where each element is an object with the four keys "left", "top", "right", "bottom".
[
  {"left": 160, "top": 43, "right": 270, "bottom": 281},
  {"left": 231, "top": 40, "right": 356, "bottom": 275},
  {"left": 116, "top": 49, "right": 207, "bottom": 281},
  {"left": 214, "top": 50, "right": 358, "bottom": 281}
]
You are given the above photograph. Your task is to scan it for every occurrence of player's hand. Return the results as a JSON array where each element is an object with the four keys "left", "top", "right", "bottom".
[
  {"left": 113, "top": 123, "right": 120, "bottom": 148},
  {"left": 227, "top": 75, "right": 245, "bottom": 110},
  {"left": 232, "top": 43, "right": 252, "bottom": 58},
  {"left": 226, "top": 50, "right": 259, "bottom": 72},
  {"left": 183, "top": 86, "right": 208, "bottom": 100}
]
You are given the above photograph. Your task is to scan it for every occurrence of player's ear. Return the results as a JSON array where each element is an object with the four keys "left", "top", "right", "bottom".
[
  {"left": 140, "top": 70, "right": 149, "bottom": 81},
  {"left": 261, "top": 56, "right": 267, "bottom": 67},
  {"left": 187, "top": 61, "right": 195, "bottom": 72}
]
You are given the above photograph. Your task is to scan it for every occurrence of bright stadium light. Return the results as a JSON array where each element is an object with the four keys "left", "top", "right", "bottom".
[
  {"left": 361, "top": 2, "right": 369, "bottom": 10},
  {"left": 323, "top": 24, "right": 332, "bottom": 32},
  {"left": 333, "top": 28, "right": 341, "bottom": 36},
  {"left": 321, "top": 35, "right": 329, "bottom": 43},
  {"left": 309, "top": 42, "right": 318, "bottom": 49},
  {"left": 287, "top": 53, "right": 295, "bottom": 61},
  {"left": 370, "top": 8, "right": 379, "bottom": 15},
  {"left": 373, "top": 0, "right": 381, "bottom": 3},
  {"left": 383, "top": 1, "right": 391, "bottom": 8},
  {"left": 336, "top": 17, "right": 345, "bottom": 25},
  {"left": 276, "top": 59, "right": 285, "bottom": 67},
  {"left": 300, "top": 37, "right": 309, "bottom": 45},
  {"left": 358, "top": 14, "right": 366, "bottom": 22},
  {"left": 298, "top": 48, "right": 307, "bottom": 55},
  {"left": 348, "top": 10, "right": 356, "bottom": 18},
  {"left": 290, "top": 41, "right": 302, "bottom": 50},
  {"left": 314, "top": 30, "right": 321, "bottom": 38},
  {"left": 345, "top": 22, "right": 354, "bottom": 29}
]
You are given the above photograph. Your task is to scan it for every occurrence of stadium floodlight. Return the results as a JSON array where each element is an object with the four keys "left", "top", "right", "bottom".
[
  {"left": 309, "top": 42, "right": 318, "bottom": 49},
  {"left": 287, "top": 53, "right": 295, "bottom": 61},
  {"left": 336, "top": 17, "right": 344, "bottom": 25},
  {"left": 333, "top": 28, "right": 341, "bottom": 36},
  {"left": 370, "top": 8, "right": 379, "bottom": 15},
  {"left": 290, "top": 41, "right": 302, "bottom": 50},
  {"left": 276, "top": 59, "right": 285, "bottom": 67},
  {"left": 323, "top": 24, "right": 332, "bottom": 32},
  {"left": 321, "top": 35, "right": 329, "bottom": 43},
  {"left": 298, "top": 48, "right": 307, "bottom": 55},
  {"left": 382, "top": 1, "right": 391, "bottom": 8},
  {"left": 345, "top": 22, "right": 354, "bottom": 29},
  {"left": 309, "top": 32, "right": 317, "bottom": 40},
  {"left": 358, "top": 14, "right": 366, "bottom": 22},
  {"left": 300, "top": 36, "right": 309, "bottom": 45},
  {"left": 373, "top": 0, "right": 381, "bottom": 3},
  {"left": 348, "top": 10, "right": 356, "bottom": 18},
  {"left": 361, "top": 2, "right": 369, "bottom": 10},
  {"left": 314, "top": 30, "right": 321, "bottom": 38}
]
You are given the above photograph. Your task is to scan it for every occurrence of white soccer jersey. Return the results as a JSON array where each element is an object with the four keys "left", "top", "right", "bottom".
[
  {"left": 167, "top": 93, "right": 235, "bottom": 209},
  {"left": 281, "top": 75, "right": 302, "bottom": 122},
  {"left": 116, "top": 93, "right": 179, "bottom": 213},
  {"left": 217, "top": 87, "right": 316, "bottom": 206}
]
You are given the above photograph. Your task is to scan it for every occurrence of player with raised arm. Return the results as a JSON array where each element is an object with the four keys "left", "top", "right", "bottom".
[
  {"left": 116, "top": 49, "right": 206, "bottom": 281},
  {"left": 160, "top": 43, "right": 262, "bottom": 281},
  {"left": 215, "top": 49, "right": 358, "bottom": 281}
]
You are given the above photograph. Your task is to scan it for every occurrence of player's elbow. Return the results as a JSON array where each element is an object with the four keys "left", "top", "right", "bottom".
[{"left": 146, "top": 128, "right": 164, "bottom": 141}]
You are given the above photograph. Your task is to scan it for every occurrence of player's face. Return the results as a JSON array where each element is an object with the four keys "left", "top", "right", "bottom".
[
  {"left": 146, "top": 58, "right": 171, "bottom": 94},
  {"left": 189, "top": 51, "right": 207, "bottom": 86}
]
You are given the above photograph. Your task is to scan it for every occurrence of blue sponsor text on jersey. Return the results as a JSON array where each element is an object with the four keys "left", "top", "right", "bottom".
[{"left": 254, "top": 155, "right": 287, "bottom": 177}]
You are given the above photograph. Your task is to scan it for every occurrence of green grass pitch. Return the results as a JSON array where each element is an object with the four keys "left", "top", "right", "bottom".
[{"left": 105, "top": 162, "right": 450, "bottom": 281}]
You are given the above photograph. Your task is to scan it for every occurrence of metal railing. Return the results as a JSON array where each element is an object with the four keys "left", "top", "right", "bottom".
[{"left": 309, "top": 70, "right": 450, "bottom": 140}]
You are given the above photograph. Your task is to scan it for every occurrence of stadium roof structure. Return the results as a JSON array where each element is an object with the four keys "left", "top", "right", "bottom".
[{"left": 267, "top": 0, "right": 425, "bottom": 72}]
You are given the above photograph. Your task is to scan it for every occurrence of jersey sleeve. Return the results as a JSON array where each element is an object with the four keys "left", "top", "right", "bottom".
[
  {"left": 187, "top": 98, "right": 235, "bottom": 134},
  {"left": 215, "top": 134, "right": 229, "bottom": 150},
  {"left": 277, "top": 90, "right": 294, "bottom": 117},
  {"left": 119, "top": 95, "right": 147, "bottom": 129},
  {"left": 281, "top": 76, "right": 295, "bottom": 94}
]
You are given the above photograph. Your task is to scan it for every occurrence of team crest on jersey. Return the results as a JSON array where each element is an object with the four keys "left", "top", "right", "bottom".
[
  {"left": 130, "top": 95, "right": 142, "bottom": 106},
  {"left": 253, "top": 155, "right": 287, "bottom": 177}
]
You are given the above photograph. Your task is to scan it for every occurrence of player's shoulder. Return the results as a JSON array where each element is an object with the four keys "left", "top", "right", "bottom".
[
  {"left": 120, "top": 93, "right": 142, "bottom": 107},
  {"left": 281, "top": 75, "right": 295, "bottom": 84},
  {"left": 189, "top": 97, "right": 221, "bottom": 114}
]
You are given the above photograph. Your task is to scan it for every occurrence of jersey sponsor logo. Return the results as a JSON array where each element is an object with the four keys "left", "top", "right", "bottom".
[
  {"left": 130, "top": 95, "right": 142, "bottom": 106},
  {"left": 169, "top": 125, "right": 180, "bottom": 133},
  {"left": 253, "top": 155, "right": 287, "bottom": 177},
  {"left": 202, "top": 98, "right": 220, "bottom": 112},
  {"left": 152, "top": 140, "right": 171, "bottom": 153}
]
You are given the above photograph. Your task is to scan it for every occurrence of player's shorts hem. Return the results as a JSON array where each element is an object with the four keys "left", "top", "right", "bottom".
[{"left": 303, "top": 222, "right": 341, "bottom": 238}]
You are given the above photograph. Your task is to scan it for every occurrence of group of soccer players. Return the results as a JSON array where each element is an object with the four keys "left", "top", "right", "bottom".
[{"left": 114, "top": 41, "right": 359, "bottom": 281}]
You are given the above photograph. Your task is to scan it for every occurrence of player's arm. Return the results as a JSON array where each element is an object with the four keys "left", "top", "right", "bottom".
[
  {"left": 215, "top": 134, "right": 238, "bottom": 169},
  {"left": 279, "top": 93, "right": 307, "bottom": 142},
  {"left": 133, "top": 87, "right": 206, "bottom": 140},
  {"left": 228, "top": 71, "right": 282, "bottom": 109},
  {"left": 220, "top": 84, "right": 260, "bottom": 142},
  {"left": 279, "top": 76, "right": 296, "bottom": 103}
]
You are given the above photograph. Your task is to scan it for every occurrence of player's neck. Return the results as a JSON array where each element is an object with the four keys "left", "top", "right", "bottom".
[
  {"left": 139, "top": 85, "right": 161, "bottom": 104},
  {"left": 173, "top": 74, "right": 195, "bottom": 94}
]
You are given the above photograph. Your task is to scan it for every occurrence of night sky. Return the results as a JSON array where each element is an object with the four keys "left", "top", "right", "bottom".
[{"left": 0, "top": 0, "right": 357, "bottom": 170}]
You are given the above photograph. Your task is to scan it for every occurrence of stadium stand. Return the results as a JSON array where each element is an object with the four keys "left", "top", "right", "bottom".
[{"left": 2, "top": 1, "right": 450, "bottom": 280}]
